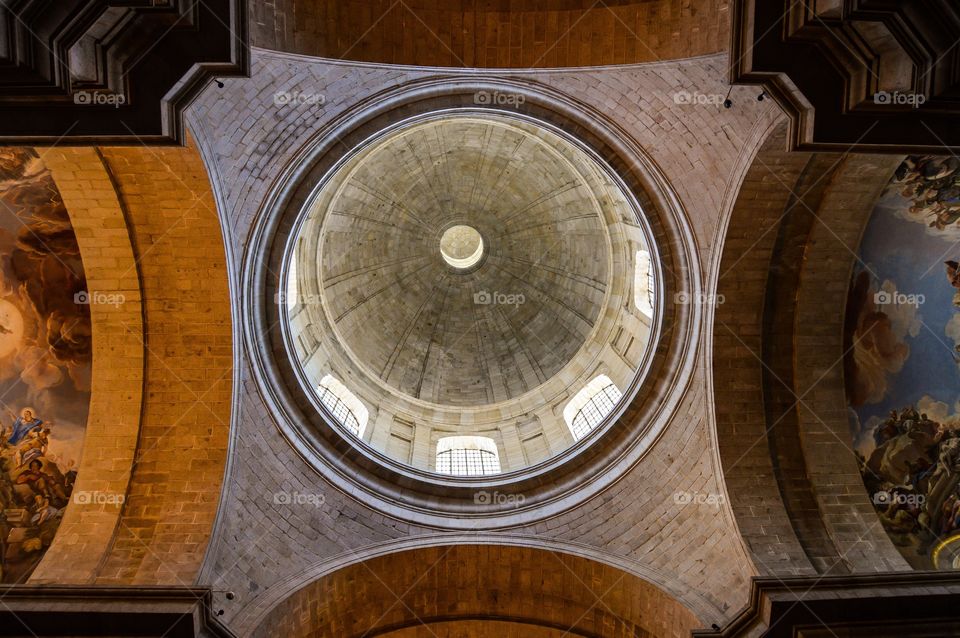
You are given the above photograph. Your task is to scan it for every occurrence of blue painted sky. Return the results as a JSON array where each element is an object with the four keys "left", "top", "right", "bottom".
[{"left": 854, "top": 189, "right": 960, "bottom": 430}]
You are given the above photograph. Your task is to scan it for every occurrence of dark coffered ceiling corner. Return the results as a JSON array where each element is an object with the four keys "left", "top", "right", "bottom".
[
  {"left": 0, "top": 0, "right": 248, "bottom": 145},
  {"left": 730, "top": 0, "right": 960, "bottom": 152}
]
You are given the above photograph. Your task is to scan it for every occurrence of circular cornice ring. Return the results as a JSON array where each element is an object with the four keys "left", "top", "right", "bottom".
[{"left": 242, "top": 75, "right": 702, "bottom": 529}]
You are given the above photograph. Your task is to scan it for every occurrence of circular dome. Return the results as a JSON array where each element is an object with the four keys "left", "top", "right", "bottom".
[{"left": 286, "top": 112, "right": 657, "bottom": 475}]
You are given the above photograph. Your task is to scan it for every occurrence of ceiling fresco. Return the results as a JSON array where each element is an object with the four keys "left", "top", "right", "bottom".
[
  {"left": 0, "top": 149, "right": 90, "bottom": 582},
  {"left": 846, "top": 155, "right": 960, "bottom": 569}
]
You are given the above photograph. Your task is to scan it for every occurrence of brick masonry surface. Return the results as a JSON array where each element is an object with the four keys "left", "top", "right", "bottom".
[
  {"left": 88, "top": 142, "right": 234, "bottom": 585},
  {"left": 254, "top": 545, "right": 701, "bottom": 638},
  {"left": 30, "top": 148, "right": 145, "bottom": 584}
]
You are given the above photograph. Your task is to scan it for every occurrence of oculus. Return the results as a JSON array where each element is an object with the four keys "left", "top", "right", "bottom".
[{"left": 439, "top": 225, "right": 484, "bottom": 270}]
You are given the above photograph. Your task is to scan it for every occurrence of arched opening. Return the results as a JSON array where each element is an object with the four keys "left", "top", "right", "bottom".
[
  {"left": 317, "top": 375, "right": 368, "bottom": 438},
  {"left": 284, "top": 253, "right": 298, "bottom": 310},
  {"left": 27, "top": 142, "right": 233, "bottom": 585},
  {"left": 634, "top": 248, "right": 654, "bottom": 318},
  {"left": 435, "top": 436, "right": 501, "bottom": 476},
  {"left": 563, "top": 375, "right": 623, "bottom": 441},
  {"left": 249, "top": 545, "right": 702, "bottom": 638}
]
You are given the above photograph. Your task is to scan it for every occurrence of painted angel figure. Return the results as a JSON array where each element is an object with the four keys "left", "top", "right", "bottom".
[{"left": 8, "top": 408, "right": 44, "bottom": 446}]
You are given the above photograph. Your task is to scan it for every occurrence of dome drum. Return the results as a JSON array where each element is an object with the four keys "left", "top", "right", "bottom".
[{"left": 246, "top": 79, "right": 701, "bottom": 526}]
